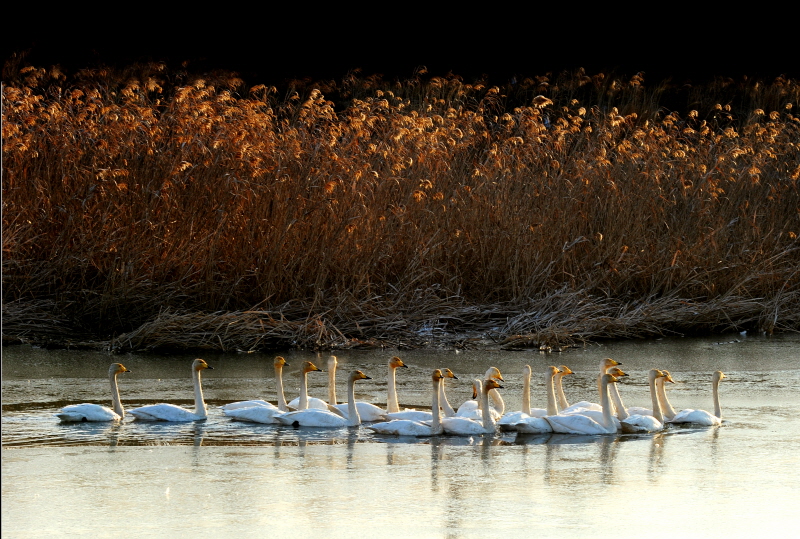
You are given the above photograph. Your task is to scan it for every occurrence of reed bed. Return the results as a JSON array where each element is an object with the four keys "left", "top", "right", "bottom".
[{"left": 3, "top": 64, "right": 799, "bottom": 350}]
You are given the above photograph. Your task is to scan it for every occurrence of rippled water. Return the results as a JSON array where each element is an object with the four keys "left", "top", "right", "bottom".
[{"left": 3, "top": 333, "right": 800, "bottom": 538}]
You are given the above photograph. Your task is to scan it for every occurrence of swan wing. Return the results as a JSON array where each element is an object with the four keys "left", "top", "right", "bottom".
[
  {"left": 128, "top": 404, "right": 201, "bottom": 422},
  {"left": 497, "top": 411, "right": 529, "bottom": 431},
  {"left": 441, "top": 416, "right": 487, "bottom": 436},
  {"left": 56, "top": 404, "right": 120, "bottom": 422},
  {"left": 287, "top": 397, "right": 329, "bottom": 410},
  {"left": 368, "top": 419, "right": 437, "bottom": 437},
  {"left": 545, "top": 413, "right": 610, "bottom": 435},
  {"left": 514, "top": 416, "right": 553, "bottom": 434},
  {"left": 333, "top": 402, "right": 387, "bottom": 422},
  {"left": 276, "top": 409, "right": 347, "bottom": 428},
  {"left": 220, "top": 399, "right": 277, "bottom": 412},
  {"left": 224, "top": 405, "right": 284, "bottom": 423},
  {"left": 385, "top": 410, "right": 433, "bottom": 422},
  {"left": 620, "top": 414, "right": 663, "bottom": 433},
  {"left": 669, "top": 409, "right": 721, "bottom": 426}
]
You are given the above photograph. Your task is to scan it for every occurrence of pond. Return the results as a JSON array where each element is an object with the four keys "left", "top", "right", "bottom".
[{"left": 3, "top": 332, "right": 799, "bottom": 538}]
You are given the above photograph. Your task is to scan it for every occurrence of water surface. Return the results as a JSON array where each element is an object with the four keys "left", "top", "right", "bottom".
[{"left": 3, "top": 333, "right": 799, "bottom": 538}]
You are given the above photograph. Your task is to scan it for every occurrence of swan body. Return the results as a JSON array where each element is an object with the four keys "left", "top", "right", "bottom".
[
  {"left": 276, "top": 371, "right": 370, "bottom": 428},
  {"left": 511, "top": 366, "right": 560, "bottom": 434},
  {"left": 287, "top": 361, "right": 327, "bottom": 410},
  {"left": 129, "top": 359, "right": 213, "bottom": 422},
  {"left": 368, "top": 370, "right": 444, "bottom": 437},
  {"left": 668, "top": 371, "right": 726, "bottom": 426},
  {"left": 56, "top": 363, "right": 131, "bottom": 422},
  {"left": 327, "top": 356, "right": 388, "bottom": 422},
  {"left": 221, "top": 356, "right": 290, "bottom": 412},
  {"left": 441, "top": 378, "right": 503, "bottom": 436},
  {"left": 619, "top": 369, "right": 665, "bottom": 434},
  {"left": 544, "top": 374, "right": 619, "bottom": 435},
  {"left": 385, "top": 368, "right": 458, "bottom": 422},
  {"left": 498, "top": 365, "right": 557, "bottom": 431}
]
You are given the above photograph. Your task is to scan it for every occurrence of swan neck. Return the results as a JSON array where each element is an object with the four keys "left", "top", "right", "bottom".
[
  {"left": 430, "top": 379, "right": 442, "bottom": 432},
  {"left": 610, "top": 383, "right": 628, "bottom": 420},
  {"left": 713, "top": 377, "right": 722, "bottom": 418},
  {"left": 522, "top": 370, "right": 531, "bottom": 415},
  {"left": 481, "top": 383, "right": 496, "bottom": 432},
  {"left": 109, "top": 371, "right": 124, "bottom": 417},
  {"left": 488, "top": 388, "right": 504, "bottom": 416},
  {"left": 649, "top": 375, "right": 663, "bottom": 423},
  {"left": 546, "top": 371, "right": 558, "bottom": 416},
  {"left": 387, "top": 366, "right": 399, "bottom": 413},
  {"left": 555, "top": 375, "right": 569, "bottom": 411},
  {"left": 299, "top": 370, "right": 309, "bottom": 410},
  {"left": 192, "top": 367, "right": 207, "bottom": 418},
  {"left": 656, "top": 378, "right": 676, "bottom": 420},
  {"left": 438, "top": 379, "right": 455, "bottom": 417},
  {"left": 328, "top": 366, "right": 337, "bottom": 405},
  {"left": 346, "top": 377, "right": 360, "bottom": 427},
  {"left": 600, "top": 379, "right": 614, "bottom": 431},
  {"left": 275, "top": 365, "right": 289, "bottom": 412}
]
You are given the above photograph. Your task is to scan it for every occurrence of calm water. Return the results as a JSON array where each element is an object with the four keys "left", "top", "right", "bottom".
[{"left": 3, "top": 333, "right": 799, "bottom": 538}]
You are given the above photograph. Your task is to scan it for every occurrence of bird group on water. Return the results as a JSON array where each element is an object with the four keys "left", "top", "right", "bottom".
[{"left": 56, "top": 356, "right": 728, "bottom": 438}]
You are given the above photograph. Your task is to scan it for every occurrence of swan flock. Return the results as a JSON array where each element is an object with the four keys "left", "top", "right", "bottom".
[{"left": 56, "top": 356, "right": 729, "bottom": 439}]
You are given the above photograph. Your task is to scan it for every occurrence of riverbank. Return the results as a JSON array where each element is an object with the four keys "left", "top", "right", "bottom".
[{"left": 3, "top": 65, "right": 799, "bottom": 351}]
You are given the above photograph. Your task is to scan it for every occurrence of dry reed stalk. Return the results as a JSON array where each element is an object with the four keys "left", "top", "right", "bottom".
[{"left": 3, "top": 64, "right": 800, "bottom": 350}]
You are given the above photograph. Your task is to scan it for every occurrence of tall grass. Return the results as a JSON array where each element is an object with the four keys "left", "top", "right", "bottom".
[{"left": 3, "top": 64, "right": 799, "bottom": 350}]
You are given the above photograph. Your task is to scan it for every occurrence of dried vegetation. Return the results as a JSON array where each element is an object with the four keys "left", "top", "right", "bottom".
[{"left": 3, "top": 63, "right": 800, "bottom": 350}]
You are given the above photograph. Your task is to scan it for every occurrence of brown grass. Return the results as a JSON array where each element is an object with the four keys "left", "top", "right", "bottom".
[{"left": 3, "top": 64, "right": 799, "bottom": 350}]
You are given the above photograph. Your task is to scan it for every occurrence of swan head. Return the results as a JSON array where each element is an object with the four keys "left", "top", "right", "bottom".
[
  {"left": 608, "top": 367, "right": 627, "bottom": 378},
  {"left": 601, "top": 373, "right": 619, "bottom": 386},
  {"left": 523, "top": 365, "right": 532, "bottom": 376},
  {"left": 713, "top": 371, "right": 726, "bottom": 382},
  {"left": 327, "top": 355, "right": 338, "bottom": 370},
  {"left": 441, "top": 368, "right": 458, "bottom": 380},
  {"left": 192, "top": 359, "right": 212, "bottom": 371},
  {"left": 109, "top": 363, "right": 131, "bottom": 376},
  {"left": 389, "top": 356, "right": 407, "bottom": 369},
  {"left": 303, "top": 361, "right": 323, "bottom": 374},
  {"left": 662, "top": 370, "right": 676, "bottom": 384},
  {"left": 350, "top": 370, "right": 371, "bottom": 382},
  {"left": 648, "top": 369, "right": 664, "bottom": 382},
  {"left": 471, "top": 379, "right": 481, "bottom": 400},
  {"left": 558, "top": 365, "right": 574, "bottom": 376},
  {"left": 274, "top": 356, "right": 288, "bottom": 368},
  {"left": 602, "top": 358, "right": 621, "bottom": 369},
  {"left": 484, "top": 367, "right": 503, "bottom": 381},
  {"left": 432, "top": 369, "right": 444, "bottom": 382},
  {"left": 484, "top": 378, "right": 504, "bottom": 393},
  {"left": 547, "top": 365, "right": 560, "bottom": 377}
]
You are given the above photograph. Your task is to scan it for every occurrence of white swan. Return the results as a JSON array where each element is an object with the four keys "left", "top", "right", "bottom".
[
  {"left": 497, "top": 365, "right": 561, "bottom": 434},
  {"left": 276, "top": 371, "right": 371, "bottom": 428},
  {"left": 368, "top": 370, "right": 444, "bottom": 437},
  {"left": 655, "top": 371, "right": 678, "bottom": 420},
  {"left": 441, "top": 379, "right": 503, "bottom": 436},
  {"left": 223, "top": 357, "right": 292, "bottom": 423},
  {"left": 56, "top": 363, "right": 131, "bottom": 422},
  {"left": 329, "top": 357, "right": 388, "bottom": 422},
  {"left": 619, "top": 369, "right": 665, "bottom": 434},
  {"left": 455, "top": 367, "right": 504, "bottom": 419},
  {"left": 544, "top": 374, "right": 619, "bottom": 435},
  {"left": 128, "top": 359, "right": 213, "bottom": 422},
  {"left": 497, "top": 365, "right": 560, "bottom": 434},
  {"left": 438, "top": 368, "right": 459, "bottom": 417},
  {"left": 559, "top": 358, "right": 622, "bottom": 415},
  {"left": 554, "top": 365, "right": 574, "bottom": 411},
  {"left": 385, "top": 356, "right": 409, "bottom": 414},
  {"left": 287, "top": 360, "right": 327, "bottom": 410},
  {"left": 667, "top": 371, "right": 726, "bottom": 426},
  {"left": 221, "top": 356, "right": 291, "bottom": 412},
  {"left": 384, "top": 368, "right": 458, "bottom": 422}
]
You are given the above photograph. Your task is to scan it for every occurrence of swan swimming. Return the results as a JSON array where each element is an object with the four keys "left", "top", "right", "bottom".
[
  {"left": 441, "top": 378, "right": 503, "bottom": 436},
  {"left": 221, "top": 356, "right": 291, "bottom": 412},
  {"left": 455, "top": 367, "right": 504, "bottom": 420},
  {"left": 288, "top": 361, "right": 328, "bottom": 410},
  {"left": 619, "top": 369, "right": 666, "bottom": 434},
  {"left": 544, "top": 373, "right": 619, "bottom": 435},
  {"left": 667, "top": 371, "right": 726, "bottom": 426},
  {"left": 329, "top": 357, "right": 388, "bottom": 422},
  {"left": 276, "top": 370, "right": 371, "bottom": 428},
  {"left": 56, "top": 363, "right": 131, "bottom": 422},
  {"left": 128, "top": 359, "right": 213, "bottom": 422},
  {"left": 505, "top": 365, "right": 560, "bottom": 434},
  {"left": 368, "top": 370, "right": 445, "bottom": 437},
  {"left": 223, "top": 357, "right": 292, "bottom": 423}
]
